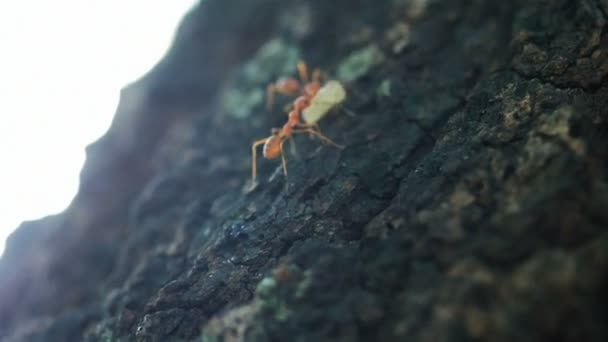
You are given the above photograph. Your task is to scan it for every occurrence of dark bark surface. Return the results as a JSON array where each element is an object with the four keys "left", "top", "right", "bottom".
[{"left": 1, "top": 0, "right": 607, "bottom": 341}]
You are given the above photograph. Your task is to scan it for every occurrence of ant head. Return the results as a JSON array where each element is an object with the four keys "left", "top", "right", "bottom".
[
  {"left": 304, "top": 82, "right": 321, "bottom": 97},
  {"left": 276, "top": 77, "right": 300, "bottom": 94}
]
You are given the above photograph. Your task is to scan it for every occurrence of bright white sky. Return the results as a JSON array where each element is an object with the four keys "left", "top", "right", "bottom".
[{"left": 0, "top": 1, "right": 198, "bottom": 256}]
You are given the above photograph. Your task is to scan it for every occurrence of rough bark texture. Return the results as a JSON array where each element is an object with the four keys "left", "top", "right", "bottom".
[{"left": 1, "top": 0, "right": 607, "bottom": 341}]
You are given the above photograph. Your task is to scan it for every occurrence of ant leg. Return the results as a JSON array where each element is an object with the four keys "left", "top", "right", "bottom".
[
  {"left": 289, "top": 135, "right": 298, "bottom": 157},
  {"left": 312, "top": 68, "right": 322, "bottom": 83},
  {"left": 292, "top": 128, "right": 344, "bottom": 149},
  {"left": 312, "top": 123, "right": 323, "bottom": 136},
  {"left": 295, "top": 122, "right": 322, "bottom": 134},
  {"left": 279, "top": 138, "right": 289, "bottom": 177},
  {"left": 297, "top": 61, "right": 309, "bottom": 83},
  {"left": 266, "top": 79, "right": 300, "bottom": 110},
  {"left": 303, "top": 123, "right": 321, "bottom": 140},
  {"left": 251, "top": 139, "right": 268, "bottom": 188}
]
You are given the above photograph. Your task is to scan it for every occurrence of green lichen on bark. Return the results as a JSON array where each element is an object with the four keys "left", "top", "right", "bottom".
[{"left": 1, "top": 0, "right": 607, "bottom": 341}]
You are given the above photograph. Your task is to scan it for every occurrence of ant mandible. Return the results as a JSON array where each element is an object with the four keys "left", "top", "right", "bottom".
[{"left": 250, "top": 62, "right": 344, "bottom": 190}]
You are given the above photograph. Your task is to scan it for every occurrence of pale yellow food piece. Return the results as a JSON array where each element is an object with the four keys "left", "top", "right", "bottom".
[{"left": 302, "top": 80, "right": 346, "bottom": 124}]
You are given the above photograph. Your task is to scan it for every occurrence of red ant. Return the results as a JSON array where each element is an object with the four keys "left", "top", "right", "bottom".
[
  {"left": 266, "top": 61, "right": 322, "bottom": 111},
  {"left": 250, "top": 62, "right": 344, "bottom": 189}
]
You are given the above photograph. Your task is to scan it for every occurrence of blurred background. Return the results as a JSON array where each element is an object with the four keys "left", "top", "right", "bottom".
[{"left": 0, "top": 1, "right": 198, "bottom": 256}]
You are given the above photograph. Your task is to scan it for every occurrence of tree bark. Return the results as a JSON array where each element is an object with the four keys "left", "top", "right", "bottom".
[{"left": 1, "top": 0, "right": 607, "bottom": 341}]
